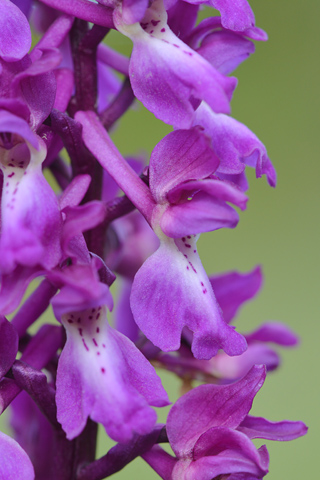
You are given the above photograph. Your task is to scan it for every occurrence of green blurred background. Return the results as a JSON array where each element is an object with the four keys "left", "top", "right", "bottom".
[{"left": 2, "top": 0, "right": 319, "bottom": 478}]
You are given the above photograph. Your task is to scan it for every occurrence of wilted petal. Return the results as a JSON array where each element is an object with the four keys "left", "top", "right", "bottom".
[
  {"left": 238, "top": 416, "right": 308, "bottom": 441},
  {"left": 167, "top": 365, "right": 265, "bottom": 457},
  {"left": 0, "top": 431, "right": 34, "bottom": 479},
  {"left": 209, "top": 266, "right": 263, "bottom": 324}
]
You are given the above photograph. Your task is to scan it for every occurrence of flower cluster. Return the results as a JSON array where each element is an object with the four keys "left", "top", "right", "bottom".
[{"left": 0, "top": 1, "right": 306, "bottom": 479}]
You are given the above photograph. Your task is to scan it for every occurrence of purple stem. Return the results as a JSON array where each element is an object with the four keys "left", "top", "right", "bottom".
[
  {"left": 70, "top": 20, "right": 109, "bottom": 113},
  {"left": 75, "top": 111, "right": 156, "bottom": 224},
  {"left": 11, "top": 280, "right": 58, "bottom": 338},
  {"left": 142, "top": 445, "right": 177, "bottom": 480},
  {"left": 37, "top": 0, "right": 115, "bottom": 28},
  {"left": 12, "top": 360, "right": 59, "bottom": 428},
  {"left": 76, "top": 425, "right": 168, "bottom": 480},
  {"left": 100, "top": 77, "right": 135, "bottom": 130},
  {"left": 36, "top": 14, "right": 75, "bottom": 50},
  {"left": 49, "top": 155, "right": 72, "bottom": 190},
  {"left": 97, "top": 44, "right": 129, "bottom": 76},
  {"left": 0, "top": 325, "right": 63, "bottom": 413}
]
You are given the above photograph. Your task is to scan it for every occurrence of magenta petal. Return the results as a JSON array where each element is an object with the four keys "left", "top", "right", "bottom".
[
  {"left": 209, "top": 266, "right": 263, "bottom": 324},
  {"left": 131, "top": 237, "right": 247, "bottom": 359},
  {"left": 190, "top": 427, "right": 268, "bottom": 478},
  {"left": 245, "top": 322, "right": 299, "bottom": 346},
  {"left": 58, "top": 174, "right": 91, "bottom": 210},
  {"left": 122, "top": 0, "right": 149, "bottom": 23},
  {"left": 0, "top": 0, "right": 31, "bottom": 62},
  {"left": 0, "top": 316, "right": 18, "bottom": 379},
  {"left": 167, "top": 177, "right": 248, "bottom": 211},
  {"left": 0, "top": 110, "right": 39, "bottom": 149},
  {"left": 149, "top": 128, "right": 219, "bottom": 203},
  {"left": 56, "top": 306, "right": 169, "bottom": 442},
  {"left": 161, "top": 193, "right": 240, "bottom": 237},
  {"left": 238, "top": 416, "right": 308, "bottom": 441},
  {"left": 0, "top": 266, "right": 43, "bottom": 316},
  {"left": 211, "top": 344, "right": 281, "bottom": 381},
  {"left": 194, "top": 104, "right": 277, "bottom": 187},
  {"left": 0, "top": 431, "right": 34, "bottom": 479},
  {"left": 10, "top": 391, "right": 54, "bottom": 480},
  {"left": 197, "top": 30, "right": 255, "bottom": 75},
  {"left": 167, "top": 365, "right": 266, "bottom": 457},
  {"left": 0, "top": 142, "right": 62, "bottom": 274},
  {"left": 115, "top": 0, "right": 236, "bottom": 128},
  {"left": 185, "top": 0, "right": 255, "bottom": 32}
]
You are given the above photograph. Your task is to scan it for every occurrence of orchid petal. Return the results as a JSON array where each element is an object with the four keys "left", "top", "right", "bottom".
[
  {"left": 131, "top": 236, "right": 247, "bottom": 359},
  {"left": 0, "top": 0, "right": 31, "bottom": 62},
  {"left": 56, "top": 305, "right": 169, "bottom": 442},
  {"left": 209, "top": 266, "right": 263, "bottom": 324},
  {"left": 149, "top": 127, "right": 219, "bottom": 204},
  {"left": 238, "top": 416, "right": 308, "bottom": 441},
  {"left": 160, "top": 193, "right": 240, "bottom": 237},
  {"left": 115, "top": 0, "right": 236, "bottom": 128},
  {"left": 167, "top": 365, "right": 265, "bottom": 457},
  {"left": 0, "top": 431, "right": 34, "bottom": 479},
  {"left": 245, "top": 322, "right": 299, "bottom": 346}
]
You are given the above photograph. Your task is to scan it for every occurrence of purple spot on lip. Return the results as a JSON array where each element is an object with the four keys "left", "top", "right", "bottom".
[
  {"left": 186, "top": 266, "right": 190, "bottom": 270},
  {"left": 161, "top": 27, "right": 165, "bottom": 32},
  {"left": 96, "top": 327, "right": 100, "bottom": 333},
  {"left": 194, "top": 250, "right": 197, "bottom": 253},
  {"left": 77, "top": 318, "right": 81, "bottom": 324},
  {"left": 102, "top": 344, "right": 106, "bottom": 348},
  {"left": 5, "top": 182, "right": 8, "bottom": 187},
  {"left": 201, "top": 282, "right": 204, "bottom": 286},
  {"left": 78, "top": 328, "right": 83, "bottom": 337},
  {"left": 82, "top": 338, "right": 89, "bottom": 351},
  {"left": 183, "top": 50, "right": 193, "bottom": 56},
  {"left": 202, "top": 289, "right": 207, "bottom": 294},
  {"left": 150, "top": 29, "right": 154, "bottom": 33},
  {"left": 96, "top": 313, "right": 100, "bottom": 320},
  {"left": 67, "top": 319, "right": 73, "bottom": 324},
  {"left": 97, "top": 352, "right": 100, "bottom": 356},
  {"left": 185, "top": 244, "right": 191, "bottom": 248},
  {"left": 8, "top": 172, "right": 15, "bottom": 178},
  {"left": 101, "top": 367, "right": 105, "bottom": 374},
  {"left": 151, "top": 19, "right": 160, "bottom": 26},
  {"left": 187, "top": 236, "right": 191, "bottom": 239},
  {"left": 93, "top": 338, "right": 98, "bottom": 347},
  {"left": 88, "top": 315, "right": 93, "bottom": 320}
]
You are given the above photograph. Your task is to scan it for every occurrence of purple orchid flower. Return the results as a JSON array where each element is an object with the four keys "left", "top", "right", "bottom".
[
  {"left": 51, "top": 259, "right": 169, "bottom": 443},
  {"left": 114, "top": 0, "right": 237, "bottom": 128},
  {"left": 0, "top": 430, "right": 35, "bottom": 479},
  {"left": 77, "top": 111, "right": 249, "bottom": 360},
  {"left": 164, "top": 366, "right": 307, "bottom": 479}
]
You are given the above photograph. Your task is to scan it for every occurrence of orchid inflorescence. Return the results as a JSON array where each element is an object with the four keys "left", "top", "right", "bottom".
[{"left": 0, "top": 0, "right": 307, "bottom": 479}]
